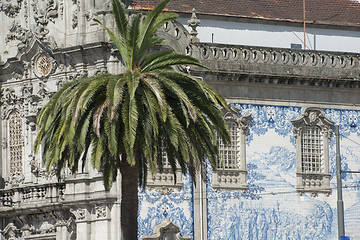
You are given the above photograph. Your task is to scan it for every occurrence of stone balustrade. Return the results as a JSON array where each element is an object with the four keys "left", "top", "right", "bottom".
[
  {"left": 190, "top": 42, "right": 360, "bottom": 86},
  {"left": 0, "top": 183, "right": 65, "bottom": 208}
]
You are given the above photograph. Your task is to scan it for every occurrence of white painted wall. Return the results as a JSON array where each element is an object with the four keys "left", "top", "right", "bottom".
[{"left": 178, "top": 17, "right": 360, "bottom": 53}]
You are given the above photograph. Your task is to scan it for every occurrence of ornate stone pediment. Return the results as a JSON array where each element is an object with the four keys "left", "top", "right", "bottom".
[
  {"left": 291, "top": 107, "right": 334, "bottom": 139},
  {"left": 291, "top": 107, "right": 333, "bottom": 128},
  {"left": 143, "top": 219, "right": 191, "bottom": 240},
  {"left": 1, "top": 36, "right": 57, "bottom": 82},
  {"left": 223, "top": 103, "right": 251, "bottom": 134}
]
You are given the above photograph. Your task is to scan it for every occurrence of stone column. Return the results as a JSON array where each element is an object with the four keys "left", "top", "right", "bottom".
[
  {"left": 193, "top": 169, "right": 207, "bottom": 240},
  {"left": 294, "top": 129, "right": 303, "bottom": 189},
  {"left": 70, "top": 207, "right": 89, "bottom": 240},
  {"left": 91, "top": 204, "right": 110, "bottom": 240}
]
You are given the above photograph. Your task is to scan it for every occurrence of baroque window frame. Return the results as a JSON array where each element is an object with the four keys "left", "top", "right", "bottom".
[
  {"left": 146, "top": 147, "right": 184, "bottom": 194},
  {"left": 3, "top": 110, "right": 25, "bottom": 187},
  {"left": 291, "top": 107, "right": 333, "bottom": 196},
  {"left": 212, "top": 104, "right": 251, "bottom": 191}
]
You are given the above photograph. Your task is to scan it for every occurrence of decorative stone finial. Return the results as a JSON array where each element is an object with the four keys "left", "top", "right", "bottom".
[{"left": 188, "top": 8, "right": 200, "bottom": 43}]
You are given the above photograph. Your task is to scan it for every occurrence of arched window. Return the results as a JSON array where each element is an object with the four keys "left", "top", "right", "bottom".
[{"left": 8, "top": 111, "right": 23, "bottom": 177}]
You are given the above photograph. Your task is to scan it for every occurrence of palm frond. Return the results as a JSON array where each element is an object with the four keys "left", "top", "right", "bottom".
[
  {"left": 93, "top": 19, "right": 129, "bottom": 67},
  {"left": 35, "top": 0, "right": 230, "bottom": 192},
  {"left": 141, "top": 52, "right": 205, "bottom": 72},
  {"left": 111, "top": 0, "right": 128, "bottom": 37}
]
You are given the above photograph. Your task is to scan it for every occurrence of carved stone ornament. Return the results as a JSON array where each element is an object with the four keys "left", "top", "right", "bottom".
[
  {"left": 1, "top": 223, "right": 21, "bottom": 240},
  {"left": 143, "top": 219, "right": 191, "bottom": 240},
  {"left": 29, "top": 155, "right": 56, "bottom": 179},
  {"left": 95, "top": 205, "right": 107, "bottom": 219},
  {"left": 70, "top": 208, "right": 86, "bottom": 221},
  {"left": 187, "top": 8, "right": 200, "bottom": 43},
  {"left": 32, "top": 0, "right": 59, "bottom": 41},
  {"left": 291, "top": 107, "right": 334, "bottom": 139},
  {"left": 223, "top": 103, "right": 251, "bottom": 134},
  {"left": 1, "top": 88, "right": 19, "bottom": 106},
  {"left": 0, "top": 0, "right": 23, "bottom": 17},
  {"left": 5, "top": 174, "right": 25, "bottom": 188},
  {"left": 6, "top": 21, "right": 33, "bottom": 51},
  {"left": 2, "top": 210, "right": 76, "bottom": 238},
  {"left": 33, "top": 52, "right": 55, "bottom": 78},
  {"left": 2, "top": 138, "right": 7, "bottom": 149},
  {"left": 71, "top": 0, "right": 80, "bottom": 28},
  {"left": 148, "top": 186, "right": 175, "bottom": 195}
]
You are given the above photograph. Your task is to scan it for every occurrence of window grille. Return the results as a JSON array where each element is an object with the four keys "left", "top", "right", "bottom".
[
  {"left": 218, "top": 121, "right": 241, "bottom": 170},
  {"left": 8, "top": 112, "right": 23, "bottom": 177},
  {"left": 161, "top": 150, "right": 171, "bottom": 168},
  {"left": 301, "top": 126, "right": 323, "bottom": 173},
  {"left": 146, "top": 146, "right": 184, "bottom": 190}
]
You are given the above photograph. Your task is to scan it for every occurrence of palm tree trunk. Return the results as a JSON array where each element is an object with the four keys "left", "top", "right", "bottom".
[{"left": 120, "top": 159, "right": 139, "bottom": 240}]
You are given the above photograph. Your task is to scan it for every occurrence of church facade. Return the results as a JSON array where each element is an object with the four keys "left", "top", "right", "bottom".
[{"left": 1, "top": 1, "right": 360, "bottom": 239}]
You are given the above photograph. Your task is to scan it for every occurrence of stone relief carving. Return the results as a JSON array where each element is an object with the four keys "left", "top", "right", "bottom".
[
  {"left": 291, "top": 107, "right": 334, "bottom": 141},
  {"left": 59, "top": 1, "right": 64, "bottom": 19},
  {"left": 70, "top": 207, "right": 86, "bottom": 221},
  {"left": 95, "top": 205, "right": 107, "bottom": 219},
  {"left": 6, "top": 22, "right": 33, "bottom": 50},
  {"left": 1, "top": 82, "right": 51, "bottom": 124},
  {"left": 72, "top": 0, "right": 81, "bottom": 29},
  {"left": 148, "top": 186, "right": 176, "bottom": 195},
  {"left": 223, "top": 104, "right": 251, "bottom": 134},
  {"left": 0, "top": 0, "right": 23, "bottom": 17},
  {"left": 85, "top": 10, "right": 94, "bottom": 22},
  {"left": 33, "top": 52, "right": 56, "bottom": 79},
  {"left": 37, "top": 82, "right": 51, "bottom": 98},
  {"left": 5, "top": 174, "right": 25, "bottom": 188},
  {"left": 143, "top": 219, "right": 191, "bottom": 240},
  {"left": 1, "top": 88, "right": 19, "bottom": 106},
  {"left": 1, "top": 223, "right": 21, "bottom": 240},
  {"left": 2, "top": 138, "right": 7, "bottom": 149},
  {"left": 29, "top": 155, "right": 56, "bottom": 179},
  {"left": 1, "top": 210, "right": 77, "bottom": 238},
  {"left": 23, "top": 0, "right": 28, "bottom": 22},
  {"left": 21, "top": 82, "right": 33, "bottom": 98},
  {"left": 94, "top": 65, "right": 108, "bottom": 75},
  {"left": 32, "top": 0, "right": 58, "bottom": 41}
]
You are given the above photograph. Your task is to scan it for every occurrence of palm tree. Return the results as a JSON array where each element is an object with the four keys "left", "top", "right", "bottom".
[{"left": 34, "top": 0, "right": 230, "bottom": 239}]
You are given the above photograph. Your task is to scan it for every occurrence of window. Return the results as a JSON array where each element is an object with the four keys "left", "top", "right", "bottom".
[
  {"left": 8, "top": 111, "right": 24, "bottom": 180},
  {"left": 1, "top": 110, "right": 25, "bottom": 188},
  {"left": 218, "top": 121, "right": 241, "bottom": 170},
  {"left": 301, "top": 126, "right": 323, "bottom": 173},
  {"left": 212, "top": 104, "right": 251, "bottom": 191},
  {"left": 291, "top": 107, "right": 333, "bottom": 196},
  {"left": 146, "top": 146, "right": 183, "bottom": 194},
  {"left": 291, "top": 43, "right": 302, "bottom": 49}
]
